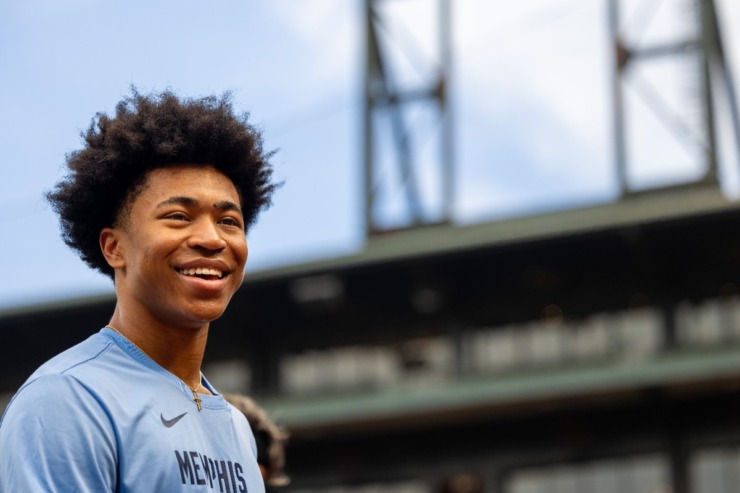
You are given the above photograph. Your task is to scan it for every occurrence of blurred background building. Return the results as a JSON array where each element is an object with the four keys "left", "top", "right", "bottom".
[{"left": 2, "top": 1, "right": 740, "bottom": 492}]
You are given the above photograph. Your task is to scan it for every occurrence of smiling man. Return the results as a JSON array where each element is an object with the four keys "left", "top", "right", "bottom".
[{"left": 0, "top": 89, "right": 277, "bottom": 492}]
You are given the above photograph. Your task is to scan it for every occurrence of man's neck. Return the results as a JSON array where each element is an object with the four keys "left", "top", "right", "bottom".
[{"left": 108, "top": 305, "right": 209, "bottom": 391}]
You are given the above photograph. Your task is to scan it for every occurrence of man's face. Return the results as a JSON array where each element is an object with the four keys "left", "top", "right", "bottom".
[{"left": 104, "top": 165, "right": 248, "bottom": 329}]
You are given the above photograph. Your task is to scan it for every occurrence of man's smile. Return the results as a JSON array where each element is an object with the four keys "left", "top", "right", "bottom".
[{"left": 177, "top": 267, "right": 226, "bottom": 280}]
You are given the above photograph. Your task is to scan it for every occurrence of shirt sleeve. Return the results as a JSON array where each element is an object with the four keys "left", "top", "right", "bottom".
[{"left": 0, "top": 373, "right": 118, "bottom": 492}]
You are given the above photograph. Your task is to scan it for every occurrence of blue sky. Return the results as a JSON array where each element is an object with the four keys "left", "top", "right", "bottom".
[{"left": 1, "top": 0, "right": 739, "bottom": 310}]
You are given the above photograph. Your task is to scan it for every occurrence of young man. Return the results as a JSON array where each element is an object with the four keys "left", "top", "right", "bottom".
[{"left": 0, "top": 89, "right": 277, "bottom": 492}]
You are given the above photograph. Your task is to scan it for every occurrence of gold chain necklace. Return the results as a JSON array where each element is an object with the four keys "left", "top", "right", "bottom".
[{"left": 105, "top": 324, "right": 204, "bottom": 411}]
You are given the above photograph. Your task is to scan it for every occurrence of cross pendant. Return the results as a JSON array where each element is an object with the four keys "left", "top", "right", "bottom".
[{"left": 192, "top": 390, "right": 203, "bottom": 411}]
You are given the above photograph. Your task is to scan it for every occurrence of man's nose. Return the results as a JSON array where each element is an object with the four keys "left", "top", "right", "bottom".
[{"left": 187, "top": 219, "right": 227, "bottom": 251}]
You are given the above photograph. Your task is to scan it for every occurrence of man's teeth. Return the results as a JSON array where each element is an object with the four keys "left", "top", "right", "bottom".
[{"left": 179, "top": 268, "right": 224, "bottom": 279}]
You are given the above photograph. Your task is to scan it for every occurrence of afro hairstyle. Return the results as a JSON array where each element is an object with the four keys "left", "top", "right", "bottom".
[{"left": 47, "top": 88, "right": 277, "bottom": 280}]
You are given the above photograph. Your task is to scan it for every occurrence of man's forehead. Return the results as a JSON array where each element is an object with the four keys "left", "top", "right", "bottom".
[
  {"left": 141, "top": 166, "right": 239, "bottom": 195},
  {"left": 145, "top": 164, "right": 234, "bottom": 181},
  {"left": 122, "top": 165, "right": 242, "bottom": 215},
  {"left": 154, "top": 195, "right": 243, "bottom": 213}
]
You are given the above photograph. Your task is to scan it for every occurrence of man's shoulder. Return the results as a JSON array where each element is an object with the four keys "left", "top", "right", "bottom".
[
  {"left": 26, "top": 331, "right": 115, "bottom": 384},
  {"left": 4, "top": 331, "right": 122, "bottom": 417},
  {"left": 1, "top": 333, "right": 114, "bottom": 425}
]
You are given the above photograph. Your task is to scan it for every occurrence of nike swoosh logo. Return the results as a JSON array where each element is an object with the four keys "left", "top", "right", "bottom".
[{"left": 161, "top": 412, "right": 188, "bottom": 428}]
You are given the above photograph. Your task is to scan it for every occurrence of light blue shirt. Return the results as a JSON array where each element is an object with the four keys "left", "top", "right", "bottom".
[{"left": 0, "top": 328, "right": 264, "bottom": 493}]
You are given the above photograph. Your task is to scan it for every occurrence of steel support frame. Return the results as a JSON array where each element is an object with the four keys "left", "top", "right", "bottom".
[
  {"left": 609, "top": 0, "right": 740, "bottom": 197},
  {"left": 363, "top": 0, "right": 453, "bottom": 236}
]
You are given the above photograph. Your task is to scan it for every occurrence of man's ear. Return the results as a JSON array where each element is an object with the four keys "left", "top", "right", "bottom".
[{"left": 100, "top": 228, "right": 126, "bottom": 270}]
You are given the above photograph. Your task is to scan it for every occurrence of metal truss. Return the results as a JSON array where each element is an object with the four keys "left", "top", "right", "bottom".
[
  {"left": 363, "top": 0, "right": 453, "bottom": 236},
  {"left": 609, "top": 0, "right": 740, "bottom": 196}
]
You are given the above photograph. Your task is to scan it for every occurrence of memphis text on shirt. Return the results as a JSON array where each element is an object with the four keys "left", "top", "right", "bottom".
[{"left": 175, "top": 450, "right": 248, "bottom": 492}]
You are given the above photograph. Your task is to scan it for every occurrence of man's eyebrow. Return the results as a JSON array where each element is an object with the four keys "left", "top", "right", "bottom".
[
  {"left": 156, "top": 196, "right": 242, "bottom": 215},
  {"left": 156, "top": 196, "right": 198, "bottom": 209},
  {"left": 213, "top": 201, "right": 243, "bottom": 215}
]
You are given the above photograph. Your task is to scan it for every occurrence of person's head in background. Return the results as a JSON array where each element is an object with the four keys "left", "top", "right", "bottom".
[{"left": 224, "top": 393, "right": 290, "bottom": 487}]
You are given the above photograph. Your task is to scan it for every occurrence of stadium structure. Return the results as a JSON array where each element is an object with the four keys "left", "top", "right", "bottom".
[{"left": 1, "top": 1, "right": 740, "bottom": 492}]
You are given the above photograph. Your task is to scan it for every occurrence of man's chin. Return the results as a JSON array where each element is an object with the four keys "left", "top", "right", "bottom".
[{"left": 178, "top": 300, "right": 231, "bottom": 327}]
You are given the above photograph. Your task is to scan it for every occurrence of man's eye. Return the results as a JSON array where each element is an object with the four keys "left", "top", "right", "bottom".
[
  {"left": 220, "top": 217, "right": 242, "bottom": 228},
  {"left": 166, "top": 212, "right": 189, "bottom": 221}
]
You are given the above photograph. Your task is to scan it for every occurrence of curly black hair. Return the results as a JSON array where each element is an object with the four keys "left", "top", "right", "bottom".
[{"left": 47, "top": 88, "right": 277, "bottom": 280}]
